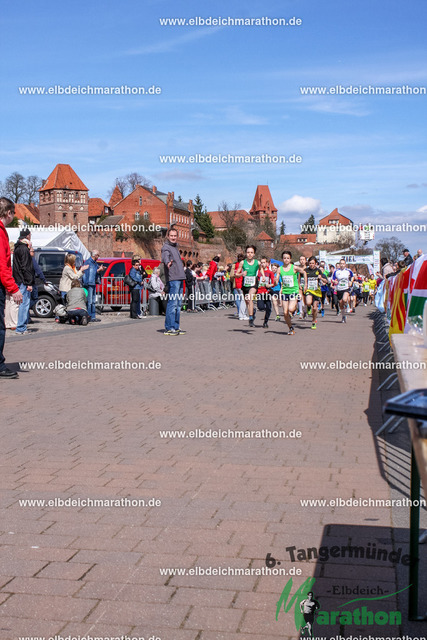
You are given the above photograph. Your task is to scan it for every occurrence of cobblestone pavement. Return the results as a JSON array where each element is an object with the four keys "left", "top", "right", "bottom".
[{"left": 0, "top": 305, "right": 425, "bottom": 639}]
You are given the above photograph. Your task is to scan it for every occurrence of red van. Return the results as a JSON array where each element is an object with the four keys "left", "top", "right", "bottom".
[{"left": 96, "top": 257, "right": 160, "bottom": 311}]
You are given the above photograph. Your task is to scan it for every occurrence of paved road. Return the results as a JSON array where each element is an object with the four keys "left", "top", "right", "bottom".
[{"left": 0, "top": 306, "right": 424, "bottom": 639}]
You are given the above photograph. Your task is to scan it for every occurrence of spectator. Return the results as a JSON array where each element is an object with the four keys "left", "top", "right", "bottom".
[
  {"left": 5, "top": 241, "right": 19, "bottom": 330},
  {"left": 231, "top": 252, "right": 248, "bottom": 320},
  {"left": 184, "top": 260, "right": 195, "bottom": 312},
  {"left": 161, "top": 227, "right": 186, "bottom": 335},
  {"left": 377, "top": 256, "right": 394, "bottom": 280},
  {"left": 59, "top": 253, "right": 88, "bottom": 302},
  {"left": 66, "top": 280, "right": 89, "bottom": 325},
  {"left": 28, "top": 246, "right": 47, "bottom": 324},
  {"left": 0, "top": 198, "right": 23, "bottom": 377},
  {"left": 149, "top": 267, "right": 166, "bottom": 314},
  {"left": 417, "top": 249, "right": 423, "bottom": 258},
  {"left": 403, "top": 249, "right": 413, "bottom": 267},
  {"left": 12, "top": 228, "right": 34, "bottom": 335},
  {"left": 129, "top": 257, "right": 146, "bottom": 319},
  {"left": 82, "top": 250, "right": 105, "bottom": 323}
]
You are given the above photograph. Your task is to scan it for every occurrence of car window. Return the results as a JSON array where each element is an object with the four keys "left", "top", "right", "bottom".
[
  {"left": 108, "top": 262, "right": 126, "bottom": 277},
  {"left": 38, "top": 253, "right": 65, "bottom": 276}
]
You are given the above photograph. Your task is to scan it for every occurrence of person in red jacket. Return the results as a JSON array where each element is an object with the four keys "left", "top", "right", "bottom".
[{"left": 0, "top": 198, "right": 23, "bottom": 379}]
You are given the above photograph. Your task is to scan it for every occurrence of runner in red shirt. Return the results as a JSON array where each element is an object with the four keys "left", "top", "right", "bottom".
[{"left": 257, "top": 257, "right": 274, "bottom": 328}]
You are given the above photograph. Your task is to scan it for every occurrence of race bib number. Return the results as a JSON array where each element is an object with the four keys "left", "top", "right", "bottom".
[
  {"left": 307, "top": 277, "right": 318, "bottom": 290},
  {"left": 282, "top": 275, "right": 294, "bottom": 287},
  {"left": 338, "top": 278, "right": 348, "bottom": 291},
  {"left": 244, "top": 276, "right": 256, "bottom": 287}
]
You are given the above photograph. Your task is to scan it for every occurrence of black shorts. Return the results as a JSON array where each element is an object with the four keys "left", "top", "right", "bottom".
[
  {"left": 303, "top": 613, "right": 315, "bottom": 624},
  {"left": 242, "top": 285, "right": 257, "bottom": 298},
  {"left": 305, "top": 291, "right": 321, "bottom": 302},
  {"left": 337, "top": 289, "right": 350, "bottom": 300}
]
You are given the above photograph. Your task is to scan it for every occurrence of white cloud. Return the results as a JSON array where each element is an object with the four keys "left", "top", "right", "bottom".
[
  {"left": 416, "top": 205, "right": 427, "bottom": 214},
  {"left": 278, "top": 195, "right": 323, "bottom": 217}
]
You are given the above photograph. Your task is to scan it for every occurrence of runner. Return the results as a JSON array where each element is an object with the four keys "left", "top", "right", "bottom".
[
  {"left": 270, "top": 262, "right": 282, "bottom": 321},
  {"left": 304, "top": 256, "right": 328, "bottom": 329},
  {"left": 235, "top": 245, "right": 265, "bottom": 327},
  {"left": 332, "top": 258, "right": 355, "bottom": 323},
  {"left": 299, "top": 591, "right": 320, "bottom": 637},
  {"left": 298, "top": 255, "right": 307, "bottom": 318},
  {"left": 275, "top": 250, "right": 307, "bottom": 335},
  {"left": 368, "top": 274, "right": 377, "bottom": 304},
  {"left": 330, "top": 263, "right": 340, "bottom": 315},
  {"left": 256, "top": 257, "right": 274, "bottom": 328},
  {"left": 318, "top": 260, "right": 330, "bottom": 318},
  {"left": 362, "top": 276, "right": 370, "bottom": 306}
]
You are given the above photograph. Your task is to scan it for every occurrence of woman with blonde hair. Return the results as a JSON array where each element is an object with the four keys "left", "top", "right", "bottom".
[{"left": 59, "top": 253, "right": 88, "bottom": 302}]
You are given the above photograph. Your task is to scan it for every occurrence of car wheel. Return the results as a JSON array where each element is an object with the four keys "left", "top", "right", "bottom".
[
  {"left": 111, "top": 306, "right": 122, "bottom": 312},
  {"left": 34, "top": 294, "right": 55, "bottom": 318}
]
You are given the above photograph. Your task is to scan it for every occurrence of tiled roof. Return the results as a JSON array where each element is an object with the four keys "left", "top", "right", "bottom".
[
  {"left": 108, "top": 186, "right": 123, "bottom": 208},
  {"left": 88, "top": 197, "right": 108, "bottom": 218},
  {"left": 14, "top": 203, "right": 40, "bottom": 224},
  {"left": 93, "top": 215, "right": 124, "bottom": 227},
  {"left": 250, "top": 185, "right": 277, "bottom": 214},
  {"left": 318, "top": 208, "right": 353, "bottom": 226},
  {"left": 40, "top": 164, "right": 88, "bottom": 192},
  {"left": 280, "top": 234, "right": 317, "bottom": 244},
  {"left": 256, "top": 231, "right": 274, "bottom": 241},
  {"left": 206, "top": 209, "right": 250, "bottom": 228}
]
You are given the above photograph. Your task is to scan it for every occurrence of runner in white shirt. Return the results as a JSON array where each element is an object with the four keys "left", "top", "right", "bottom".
[{"left": 332, "top": 259, "right": 355, "bottom": 324}]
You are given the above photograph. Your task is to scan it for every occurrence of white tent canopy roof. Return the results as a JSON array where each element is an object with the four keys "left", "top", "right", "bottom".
[{"left": 7, "top": 226, "right": 90, "bottom": 260}]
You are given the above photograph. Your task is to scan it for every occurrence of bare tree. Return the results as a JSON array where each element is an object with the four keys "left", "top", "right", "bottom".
[
  {"left": 4, "top": 172, "right": 26, "bottom": 202},
  {"left": 126, "top": 172, "right": 151, "bottom": 191},
  {"left": 25, "top": 175, "right": 43, "bottom": 204},
  {"left": 217, "top": 201, "right": 243, "bottom": 230},
  {"left": 375, "top": 236, "right": 406, "bottom": 263}
]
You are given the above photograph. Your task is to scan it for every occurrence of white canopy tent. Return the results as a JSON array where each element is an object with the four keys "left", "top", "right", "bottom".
[{"left": 7, "top": 226, "right": 90, "bottom": 260}]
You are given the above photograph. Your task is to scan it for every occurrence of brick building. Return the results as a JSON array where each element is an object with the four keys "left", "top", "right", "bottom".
[
  {"left": 249, "top": 185, "right": 278, "bottom": 225},
  {"left": 316, "top": 209, "right": 355, "bottom": 244},
  {"left": 38, "top": 164, "right": 89, "bottom": 242},
  {"left": 112, "top": 185, "right": 195, "bottom": 251}
]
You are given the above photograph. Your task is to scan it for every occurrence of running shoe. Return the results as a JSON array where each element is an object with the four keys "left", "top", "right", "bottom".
[
  {"left": 164, "top": 329, "right": 179, "bottom": 335},
  {"left": 308, "top": 307, "right": 312, "bottom": 315},
  {"left": 311, "top": 322, "right": 317, "bottom": 330},
  {"left": 177, "top": 329, "right": 187, "bottom": 335},
  {"left": 249, "top": 318, "right": 254, "bottom": 327},
  {"left": 288, "top": 326, "right": 295, "bottom": 335},
  {"left": 262, "top": 321, "right": 269, "bottom": 328},
  {"left": 341, "top": 316, "right": 347, "bottom": 323},
  {"left": 321, "top": 309, "right": 325, "bottom": 317},
  {"left": 275, "top": 315, "right": 280, "bottom": 321}
]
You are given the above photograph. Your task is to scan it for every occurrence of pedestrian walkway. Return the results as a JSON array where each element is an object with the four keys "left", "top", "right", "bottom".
[{"left": 0, "top": 306, "right": 425, "bottom": 639}]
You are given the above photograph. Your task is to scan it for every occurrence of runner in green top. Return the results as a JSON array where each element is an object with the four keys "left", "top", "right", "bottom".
[
  {"left": 235, "top": 245, "right": 265, "bottom": 327},
  {"left": 275, "top": 250, "right": 307, "bottom": 335}
]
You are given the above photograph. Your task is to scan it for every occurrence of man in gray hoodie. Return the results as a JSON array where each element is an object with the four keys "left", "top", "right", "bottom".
[{"left": 161, "top": 227, "right": 186, "bottom": 335}]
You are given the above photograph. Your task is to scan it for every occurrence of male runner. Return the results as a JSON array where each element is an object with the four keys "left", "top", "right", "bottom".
[
  {"left": 257, "top": 257, "right": 274, "bottom": 328},
  {"left": 235, "top": 245, "right": 264, "bottom": 327},
  {"left": 299, "top": 591, "right": 320, "bottom": 636},
  {"left": 298, "top": 255, "right": 307, "bottom": 317},
  {"left": 304, "top": 256, "right": 328, "bottom": 329},
  {"left": 332, "top": 258, "right": 355, "bottom": 323},
  {"left": 319, "top": 261, "right": 330, "bottom": 317},
  {"left": 275, "top": 250, "right": 307, "bottom": 335}
]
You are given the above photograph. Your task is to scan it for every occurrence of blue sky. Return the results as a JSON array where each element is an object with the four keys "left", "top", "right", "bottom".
[{"left": 1, "top": 0, "right": 426, "bottom": 252}]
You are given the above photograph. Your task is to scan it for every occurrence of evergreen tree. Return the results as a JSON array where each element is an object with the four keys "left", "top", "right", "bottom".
[
  {"left": 193, "top": 194, "right": 215, "bottom": 239},
  {"left": 301, "top": 214, "right": 316, "bottom": 234},
  {"left": 280, "top": 221, "right": 285, "bottom": 235}
]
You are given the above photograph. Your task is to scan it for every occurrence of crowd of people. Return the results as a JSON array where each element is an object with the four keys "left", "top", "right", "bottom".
[{"left": 0, "top": 196, "right": 424, "bottom": 376}]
